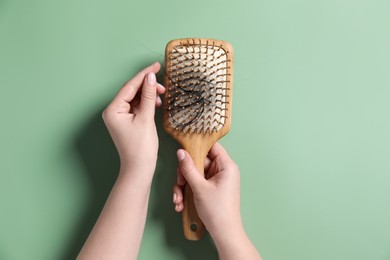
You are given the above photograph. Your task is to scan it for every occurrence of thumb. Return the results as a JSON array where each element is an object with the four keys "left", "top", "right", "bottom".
[
  {"left": 177, "top": 149, "right": 205, "bottom": 192},
  {"left": 139, "top": 72, "right": 158, "bottom": 119}
]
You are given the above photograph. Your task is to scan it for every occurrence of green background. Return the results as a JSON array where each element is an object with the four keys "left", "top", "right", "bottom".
[{"left": 1, "top": 0, "right": 389, "bottom": 259}]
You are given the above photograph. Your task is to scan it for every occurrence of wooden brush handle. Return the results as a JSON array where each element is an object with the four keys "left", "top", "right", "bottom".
[
  {"left": 183, "top": 186, "right": 204, "bottom": 240},
  {"left": 182, "top": 144, "right": 207, "bottom": 240}
]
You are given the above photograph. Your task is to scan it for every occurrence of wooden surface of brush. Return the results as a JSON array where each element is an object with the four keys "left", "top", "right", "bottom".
[{"left": 163, "top": 38, "right": 234, "bottom": 241}]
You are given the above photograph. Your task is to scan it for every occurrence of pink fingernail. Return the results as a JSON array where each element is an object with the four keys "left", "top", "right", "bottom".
[
  {"left": 177, "top": 150, "right": 185, "bottom": 161},
  {"left": 173, "top": 193, "right": 177, "bottom": 203},
  {"left": 147, "top": 72, "right": 156, "bottom": 85}
]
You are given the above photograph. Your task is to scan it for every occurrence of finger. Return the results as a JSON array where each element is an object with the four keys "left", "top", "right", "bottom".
[
  {"left": 173, "top": 184, "right": 184, "bottom": 213},
  {"left": 204, "top": 157, "right": 216, "bottom": 180},
  {"left": 138, "top": 72, "right": 158, "bottom": 119},
  {"left": 156, "top": 84, "right": 166, "bottom": 107},
  {"left": 175, "top": 202, "right": 184, "bottom": 212},
  {"left": 173, "top": 184, "right": 183, "bottom": 204},
  {"left": 177, "top": 149, "right": 205, "bottom": 193},
  {"left": 205, "top": 167, "right": 219, "bottom": 180},
  {"left": 156, "top": 96, "right": 162, "bottom": 107},
  {"left": 208, "top": 142, "right": 234, "bottom": 168},
  {"left": 157, "top": 83, "right": 166, "bottom": 94},
  {"left": 115, "top": 62, "right": 161, "bottom": 103},
  {"left": 204, "top": 156, "right": 212, "bottom": 172},
  {"left": 155, "top": 83, "right": 165, "bottom": 107},
  {"left": 176, "top": 167, "right": 186, "bottom": 186}
]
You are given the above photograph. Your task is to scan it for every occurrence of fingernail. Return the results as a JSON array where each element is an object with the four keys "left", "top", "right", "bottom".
[
  {"left": 177, "top": 150, "right": 185, "bottom": 161},
  {"left": 173, "top": 193, "right": 177, "bottom": 203},
  {"left": 147, "top": 72, "right": 156, "bottom": 85}
]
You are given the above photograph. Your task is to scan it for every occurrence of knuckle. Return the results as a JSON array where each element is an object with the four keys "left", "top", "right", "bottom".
[
  {"left": 229, "top": 161, "right": 240, "bottom": 173},
  {"left": 141, "top": 92, "right": 155, "bottom": 101},
  {"left": 101, "top": 108, "right": 109, "bottom": 122},
  {"left": 142, "top": 86, "right": 156, "bottom": 101},
  {"left": 181, "top": 163, "right": 196, "bottom": 177},
  {"left": 101, "top": 107, "right": 116, "bottom": 125}
]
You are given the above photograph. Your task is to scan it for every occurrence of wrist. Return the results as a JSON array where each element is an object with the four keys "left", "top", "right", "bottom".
[
  {"left": 211, "top": 224, "right": 259, "bottom": 260},
  {"left": 209, "top": 220, "right": 246, "bottom": 246},
  {"left": 118, "top": 165, "right": 155, "bottom": 186},
  {"left": 119, "top": 155, "right": 156, "bottom": 175},
  {"left": 119, "top": 152, "right": 157, "bottom": 174}
]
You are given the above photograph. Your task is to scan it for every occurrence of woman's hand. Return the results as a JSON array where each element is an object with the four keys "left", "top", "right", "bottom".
[
  {"left": 172, "top": 143, "right": 262, "bottom": 260},
  {"left": 102, "top": 62, "right": 165, "bottom": 176},
  {"left": 173, "top": 143, "right": 242, "bottom": 237}
]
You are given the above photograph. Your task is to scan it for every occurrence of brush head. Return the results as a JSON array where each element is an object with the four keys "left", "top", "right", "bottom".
[{"left": 164, "top": 38, "right": 233, "bottom": 135}]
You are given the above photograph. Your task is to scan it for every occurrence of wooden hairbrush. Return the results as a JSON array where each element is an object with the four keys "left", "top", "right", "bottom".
[{"left": 163, "top": 38, "right": 234, "bottom": 240}]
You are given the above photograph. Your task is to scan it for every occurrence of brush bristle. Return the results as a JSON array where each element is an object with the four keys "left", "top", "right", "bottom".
[{"left": 165, "top": 39, "right": 231, "bottom": 134}]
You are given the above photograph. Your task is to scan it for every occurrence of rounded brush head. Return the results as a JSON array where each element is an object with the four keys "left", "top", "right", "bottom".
[{"left": 164, "top": 38, "right": 233, "bottom": 134}]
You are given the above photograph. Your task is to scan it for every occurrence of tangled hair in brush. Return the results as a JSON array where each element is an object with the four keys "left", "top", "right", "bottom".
[{"left": 164, "top": 39, "right": 232, "bottom": 134}]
